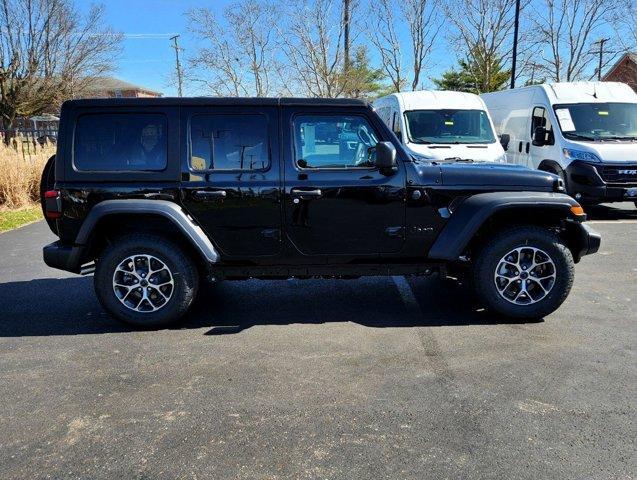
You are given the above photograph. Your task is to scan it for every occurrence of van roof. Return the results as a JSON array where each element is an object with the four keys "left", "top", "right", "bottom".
[
  {"left": 62, "top": 97, "right": 369, "bottom": 108},
  {"left": 379, "top": 90, "right": 487, "bottom": 110},
  {"left": 482, "top": 81, "right": 637, "bottom": 104}
]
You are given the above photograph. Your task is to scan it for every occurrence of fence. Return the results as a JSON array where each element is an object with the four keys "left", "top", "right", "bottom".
[{"left": 0, "top": 129, "right": 58, "bottom": 160}]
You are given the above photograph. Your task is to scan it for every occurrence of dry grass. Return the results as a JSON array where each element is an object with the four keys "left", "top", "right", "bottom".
[{"left": 0, "top": 140, "right": 54, "bottom": 209}]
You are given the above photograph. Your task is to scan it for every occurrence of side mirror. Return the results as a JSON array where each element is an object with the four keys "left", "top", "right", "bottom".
[
  {"left": 374, "top": 141, "right": 398, "bottom": 175},
  {"left": 532, "top": 126, "right": 546, "bottom": 147},
  {"left": 499, "top": 133, "right": 510, "bottom": 151}
]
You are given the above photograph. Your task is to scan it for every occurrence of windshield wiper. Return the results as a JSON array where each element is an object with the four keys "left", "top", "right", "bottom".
[
  {"left": 563, "top": 133, "right": 598, "bottom": 141},
  {"left": 601, "top": 135, "right": 637, "bottom": 141}
]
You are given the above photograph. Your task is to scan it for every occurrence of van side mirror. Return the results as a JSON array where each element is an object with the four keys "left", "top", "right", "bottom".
[
  {"left": 499, "top": 133, "right": 510, "bottom": 151},
  {"left": 532, "top": 127, "right": 546, "bottom": 147},
  {"left": 375, "top": 141, "right": 398, "bottom": 175}
]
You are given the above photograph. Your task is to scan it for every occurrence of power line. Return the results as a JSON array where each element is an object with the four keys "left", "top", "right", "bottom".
[
  {"left": 170, "top": 35, "right": 184, "bottom": 97},
  {"left": 591, "top": 38, "right": 611, "bottom": 81}
]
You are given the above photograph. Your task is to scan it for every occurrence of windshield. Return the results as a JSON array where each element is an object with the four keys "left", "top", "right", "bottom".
[
  {"left": 553, "top": 103, "right": 637, "bottom": 141},
  {"left": 404, "top": 109, "right": 496, "bottom": 144}
]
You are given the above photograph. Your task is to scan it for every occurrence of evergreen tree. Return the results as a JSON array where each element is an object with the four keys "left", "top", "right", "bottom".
[
  {"left": 343, "top": 46, "right": 385, "bottom": 98},
  {"left": 433, "top": 49, "right": 510, "bottom": 94}
]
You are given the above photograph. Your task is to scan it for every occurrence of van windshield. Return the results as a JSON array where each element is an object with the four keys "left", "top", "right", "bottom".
[
  {"left": 553, "top": 103, "right": 637, "bottom": 141},
  {"left": 404, "top": 109, "right": 495, "bottom": 144}
]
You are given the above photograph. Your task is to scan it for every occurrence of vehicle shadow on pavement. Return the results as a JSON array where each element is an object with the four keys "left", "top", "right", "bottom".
[
  {"left": 0, "top": 275, "right": 539, "bottom": 337},
  {"left": 586, "top": 203, "right": 637, "bottom": 220}
]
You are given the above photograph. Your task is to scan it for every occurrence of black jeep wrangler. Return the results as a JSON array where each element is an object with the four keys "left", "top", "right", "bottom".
[{"left": 41, "top": 97, "right": 600, "bottom": 327}]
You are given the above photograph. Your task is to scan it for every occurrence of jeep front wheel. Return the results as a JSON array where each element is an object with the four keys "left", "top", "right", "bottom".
[
  {"left": 472, "top": 226, "right": 575, "bottom": 319},
  {"left": 94, "top": 234, "right": 199, "bottom": 327}
]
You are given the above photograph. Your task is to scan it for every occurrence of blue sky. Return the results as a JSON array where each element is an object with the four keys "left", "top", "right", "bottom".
[{"left": 78, "top": 0, "right": 451, "bottom": 97}]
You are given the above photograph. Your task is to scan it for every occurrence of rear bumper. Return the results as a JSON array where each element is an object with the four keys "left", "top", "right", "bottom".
[
  {"left": 566, "top": 161, "right": 637, "bottom": 204},
  {"left": 43, "top": 241, "right": 84, "bottom": 274}
]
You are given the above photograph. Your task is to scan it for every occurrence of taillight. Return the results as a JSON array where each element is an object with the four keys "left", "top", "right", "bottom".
[{"left": 44, "top": 190, "right": 62, "bottom": 219}]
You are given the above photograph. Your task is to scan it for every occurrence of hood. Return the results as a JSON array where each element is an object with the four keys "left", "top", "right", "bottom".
[
  {"left": 408, "top": 142, "right": 505, "bottom": 163},
  {"left": 412, "top": 162, "right": 558, "bottom": 190},
  {"left": 564, "top": 140, "right": 637, "bottom": 163}
]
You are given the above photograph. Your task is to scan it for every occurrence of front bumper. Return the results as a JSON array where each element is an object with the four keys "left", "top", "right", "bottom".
[
  {"left": 570, "top": 222, "right": 601, "bottom": 262},
  {"left": 565, "top": 161, "right": 637, "bottom": 204},
  {"left": 43, "top": 241, "right": 84, "bottom": 274}
]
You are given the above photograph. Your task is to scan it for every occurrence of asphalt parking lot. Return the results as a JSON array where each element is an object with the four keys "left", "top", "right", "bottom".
[{"left": 0, "top": 204, "right": 635, "bottom": 479}]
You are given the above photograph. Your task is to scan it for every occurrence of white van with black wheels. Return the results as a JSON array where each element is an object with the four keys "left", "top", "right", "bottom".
[
  {"left": 482, "top": 82, "right": 637, "bottom": 205},
  {"left": 373, "top": 90, "right": 507, "bottom": 164}
]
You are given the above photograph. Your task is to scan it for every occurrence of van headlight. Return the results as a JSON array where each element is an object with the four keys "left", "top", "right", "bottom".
[
  {"left": 562, "top": 148, "right": 601, "bottom": 163},
  {"left": 494, "top": 153, "right": 507, "bottom": 163}
]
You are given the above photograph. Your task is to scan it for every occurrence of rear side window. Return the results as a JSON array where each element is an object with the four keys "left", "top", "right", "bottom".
[
  {"left": 74, "top": 113, "right": 167, "bottom": 171},
  {"left": 189, "top": 114, "right": 269, "bottom": 171}
]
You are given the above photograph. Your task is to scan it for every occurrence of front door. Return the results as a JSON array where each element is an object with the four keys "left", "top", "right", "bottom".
[
  {"left": 529, "top": 105, "right": 555, "bottom": 169},
  {"left": 282, "top": 107, "right": 406, "bottom": 256},
  {"left": 180, "top": 106, "right": 282, "bottom": 258}
]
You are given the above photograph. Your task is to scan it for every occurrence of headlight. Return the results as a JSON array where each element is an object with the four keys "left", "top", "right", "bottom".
[
  {"left": 494, "top": 153, "right": 507, "bottom": 163},
  {"left": 562, "top": 148, "right": 601, "bottom": 163}
]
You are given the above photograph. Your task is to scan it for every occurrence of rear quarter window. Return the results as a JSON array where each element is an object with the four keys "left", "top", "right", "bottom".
[{"left": 74, "top": 113, "right": 167, "bottom": 171}]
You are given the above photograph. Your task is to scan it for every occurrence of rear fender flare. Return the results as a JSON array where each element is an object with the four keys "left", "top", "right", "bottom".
[{"left": 75, "top": 199, "right": 219, "bottom": 265}]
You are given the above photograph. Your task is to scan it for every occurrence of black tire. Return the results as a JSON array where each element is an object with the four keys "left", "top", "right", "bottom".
[
  {"left": 94, "top": 234, "right": 199, "bottom": 327},
  {"left": 472, "top": 226, "right": 574, "bottom": 319}
]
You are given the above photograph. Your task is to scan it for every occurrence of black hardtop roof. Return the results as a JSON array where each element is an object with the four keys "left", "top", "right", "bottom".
[{"left": 63, "top": 97, "right": 369, "bottom": 108}]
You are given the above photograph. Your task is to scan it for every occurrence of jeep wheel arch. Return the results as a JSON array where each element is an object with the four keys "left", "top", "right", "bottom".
[
  {"left": 427, "top": 191, "right": 583, "bottom": 262},
  {"left": 75, "top": 200, "right": 220, "bottom": 269}
]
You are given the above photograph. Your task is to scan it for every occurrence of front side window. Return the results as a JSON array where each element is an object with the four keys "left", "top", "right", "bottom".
[
  {"left": 404, "top": 109, "right": 495, "bottom": 144},
  {"left": 553, "top": 103, "right": 637, "bottom": 142},
  {"left": 294, "top": 115, "right": 379, "bottom": 169},
  {"left": 74, "top": 113, "right": 167, "bottom": 171},
  {"left": 531, "top": 106, "right": 554, "bottom": 145},
  {"left": 189, "top": 114, "right": 269, "bottom": 171}
]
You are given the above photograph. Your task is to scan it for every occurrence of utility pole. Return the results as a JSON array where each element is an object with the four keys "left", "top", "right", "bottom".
[
  {"left": 343, "top": 0, "right": 351, "bottom": 72},
  {"left": 592, "top": 37, "right": 610, "bottom": 81},
  {"left": 170, "top": 35, "right": 184, "bottom": 97},
  {"left": 510, "top": 0, "right": 521, "bottom": 89}
]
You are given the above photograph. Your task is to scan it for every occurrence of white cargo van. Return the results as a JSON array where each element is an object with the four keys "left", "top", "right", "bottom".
[
  {"left": 372, "top": 90, "right": 507, "bottom": 163},
  {"left": 482, "top": 82, "right": 637, "bottom": 205}
]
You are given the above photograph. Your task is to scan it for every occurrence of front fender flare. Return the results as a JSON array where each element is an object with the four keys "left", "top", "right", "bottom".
[{"left": 427, "top": 192, "right": 580, "bottom": 261}]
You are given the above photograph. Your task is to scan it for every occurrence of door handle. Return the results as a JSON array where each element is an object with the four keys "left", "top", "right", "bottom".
[
  {"left": 193, "top": 190, "right": 227, "bottom": 200},
  {"left": 291, "top": 188, "right": 322, "bottom": 199}
]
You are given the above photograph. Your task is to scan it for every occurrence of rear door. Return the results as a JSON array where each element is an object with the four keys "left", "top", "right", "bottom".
[
  {"left": 180, "top": 105, "right": 282, "bottom": 258},
  {"left": 281, "top": 106, "right": 406, "bottom": 256}
]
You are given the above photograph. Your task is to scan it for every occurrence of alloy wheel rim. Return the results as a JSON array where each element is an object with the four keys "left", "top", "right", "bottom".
[
  {"left": 112, "top": 254, "right": 174, "bottom": 313},
  {"left": 494, "top": 246, "right": 556, "bottom": 305}
]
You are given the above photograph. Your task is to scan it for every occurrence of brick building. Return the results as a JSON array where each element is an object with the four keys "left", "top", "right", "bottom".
[
  {"left": 80, "top": 76, "right": 163, "bottom": 98},
  {"left": 602, "top": 53, "right": 637, "bottom": 92}
]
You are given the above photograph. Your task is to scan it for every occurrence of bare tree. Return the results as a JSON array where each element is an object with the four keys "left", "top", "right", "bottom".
[
  {"left": 611, "top": 1, "right": 637, "bottom": 53},
  {"left": 187, "top": 1, "right": 278, "bottom": 97},
  {"left": 367, "top": 0, "right": 405, "bottom": 92},
  {"left": 529, "top": 0, "right": 623, "bottom": 82},
  {"left": 367, "top": 0, "right": 438, "bottom": 92},
  {"left": 0, "top": 0, "right": 120, "bottom": 134},
  {"left": 279, "top": 0, "right": 347, "bottom": 97},
  {"left": 404, "top": 0, "right": 439, "bottom": 90},
  {"left": 442, "top": 0, "right": 525, "bottom": 92}
]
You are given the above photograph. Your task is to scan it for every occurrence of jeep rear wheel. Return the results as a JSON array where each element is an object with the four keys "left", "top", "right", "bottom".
[
  {"left": 472, "top": 226, "right": 574, "bottom": 319},
  {"left": 94, "top": 234, "right": 198, "bottom": 327}
]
